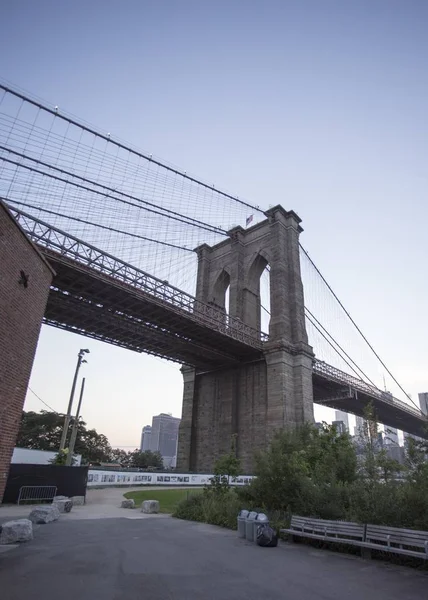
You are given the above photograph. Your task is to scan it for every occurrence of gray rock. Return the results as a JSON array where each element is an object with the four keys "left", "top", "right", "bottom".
[
  {"left": 121, "top": 499, "right": 135, "bottom": 509},
  {"left": 29, "top": 505, "right": 60, "bottom": 524},
  {"left": 53, "top": 498, "right": 73, "bottom": 513},
  {"left": 71, "top": 495, "right": 85, "bottom": 506},
  {"left": 141, "top": 500, "right": 160, "bottom": 514},
  {"left": 0, "top": 519, "right": 33, "bottom": 544},
  {"left": 53, "top": 495, "right": 68, "bottom": 501}
]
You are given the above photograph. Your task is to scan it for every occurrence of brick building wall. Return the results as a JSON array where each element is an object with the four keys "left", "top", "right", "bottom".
[{"left": 0, "top": 202, "right": 54, "bottom": 502}]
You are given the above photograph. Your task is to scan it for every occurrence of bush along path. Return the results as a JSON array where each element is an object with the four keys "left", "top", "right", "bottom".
[{"left": 173, "top": 405, "right": 428, "bottom": 538}]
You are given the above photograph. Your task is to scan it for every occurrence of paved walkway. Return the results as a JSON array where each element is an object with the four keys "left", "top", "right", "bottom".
[
  {"left": 0, "top": 517, "right": 427, "bottom": 600},
  {"left": 0, "top": 487, "right": 187, "bottom": 522}
]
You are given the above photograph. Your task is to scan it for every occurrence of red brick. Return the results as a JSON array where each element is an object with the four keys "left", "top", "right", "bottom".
[{"left": 0, "top": 202, "right": 54, "bottom": 502}]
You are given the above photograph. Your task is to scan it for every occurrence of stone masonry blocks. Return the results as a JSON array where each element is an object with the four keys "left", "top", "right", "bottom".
[{"left": 177, "top": 205, "right": 315, "bottom": 474}]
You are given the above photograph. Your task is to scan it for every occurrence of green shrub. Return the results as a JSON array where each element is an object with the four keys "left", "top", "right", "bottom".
[
  {"left": 174, "top": 411, "right": 428, "bottom": 535},
  {"left": 173, "top": 492, "right": 205, "bottom": 522},
  {"left": 173, "top": 489, "right": 242, "bottom": 529}
]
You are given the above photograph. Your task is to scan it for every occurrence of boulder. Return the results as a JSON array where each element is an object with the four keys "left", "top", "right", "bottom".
[
  {"left": 121, "top": 499, "right": 135, "bottom": 509},
  {"left": 53, "top": 498, "right": 73, "bottom": 513},
  {"left": 71, "top": 496, "right": 85, "bottom": 506},
  {"left": 29, "top": 505, "right": 60, "bottom": 524},
  {"left": 141, "top": 500, "right": 160, "bottom": 514},
  {"left": 0, "top": 519, "right": 33, "bottom": 544},
  {"left": 53, "top": 495, "right": 68, "bottom": 501}
]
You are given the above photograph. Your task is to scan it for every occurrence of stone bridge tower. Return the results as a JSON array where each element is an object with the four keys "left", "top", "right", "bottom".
[{"left": 177, "top": 205, "right": 314, "bottom": 473}]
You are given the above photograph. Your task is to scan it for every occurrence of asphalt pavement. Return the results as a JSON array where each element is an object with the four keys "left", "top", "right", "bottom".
[{"left": 1, "top": 516, "right": 427, "bottom": 600}]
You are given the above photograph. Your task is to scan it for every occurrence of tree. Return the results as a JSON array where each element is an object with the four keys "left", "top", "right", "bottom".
[
  {"left": 127, "top": 449, "right": 163, "bottom": 469},
  {"left": 17, "top": 411, "right": 64, "bottom": 451},
  {"left": 110, "top": 448, "right": 130, "bottom": 467},
  {"left": 17, "top": 411, "right": 113, "bottom": 464},
  {"left": 208, "top": 435, "right": 241, "bottom": 494},
  {"left": 49, "top": 449, "right": 76, "bottom": 466}
]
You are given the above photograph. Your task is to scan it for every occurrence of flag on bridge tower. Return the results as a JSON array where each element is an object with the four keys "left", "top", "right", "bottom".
[{"left": 246, "top": 214, "right": 254, "bottom": 227}]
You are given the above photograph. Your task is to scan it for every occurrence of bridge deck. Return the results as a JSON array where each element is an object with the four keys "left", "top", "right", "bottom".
[
  {"left": 44, "top": 251, "right": 263, "bottom": 370},
  {"left": 9, "top": 206, "right": 428, "bottom": 439},
  {"left": 313, "top": 365, "right": 427, "bottom": 439}
]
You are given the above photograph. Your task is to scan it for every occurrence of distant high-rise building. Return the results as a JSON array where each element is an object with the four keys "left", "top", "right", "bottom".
[
  {"left": 140, "top": 425, "right": 152, "bottom": 451},
  {"left": 385, "top": 444, "right": 405, "bottom": 465},
  {"left": 151, "top": 413, "right": 181, "bottom": 466},
  {"left": 334, "top": 410, "right": 349, "bottom": 432},
  {"left": 332, "top": 420, "right": 347, "bottom": 435},
  {"left": 418, "top": 392, "right": 428, "bottom": 416},
  {"left": 384, "top": 426, "right": 399, "bottom": 446},
  {"left": 354, "top": 416, "right": 366, "bottom": 440},
  {"left": 403, "top": 431, "right": 424, "bottom": 446}
]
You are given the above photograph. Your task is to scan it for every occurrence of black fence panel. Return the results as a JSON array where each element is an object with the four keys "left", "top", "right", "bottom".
[{"left": 3, "top": 464, "right": 88, "bottom": 504}]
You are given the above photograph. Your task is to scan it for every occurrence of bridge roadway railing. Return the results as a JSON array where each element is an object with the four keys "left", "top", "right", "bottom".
[
  {"left": 313, "top": 360, "right": 424, "bottom": 419},
  {"left": 10, "top": 207, "right": 268, "bottom": 349}
]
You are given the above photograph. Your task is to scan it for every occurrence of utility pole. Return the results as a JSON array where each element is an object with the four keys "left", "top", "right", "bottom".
[
  {"left": 59, "top": 348, "right": 89, "bottom": 452},
  {"left": 66, "top": 377, "right": 86, "bottom": 466}
]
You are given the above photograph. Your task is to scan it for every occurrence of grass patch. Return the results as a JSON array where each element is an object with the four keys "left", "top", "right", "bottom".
[{"left": 124, "top": 488, "right": 202, "bottom": 514}]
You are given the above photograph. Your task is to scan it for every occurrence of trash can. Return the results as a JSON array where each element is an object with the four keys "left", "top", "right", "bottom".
[
  {"left": 237, "top": 509, "right": 249, "bottom": 538},
  {"left": 253, "top": 512, "right": 269, "bottom": 543},
  {"left": 245, "top": 511, "right": 258, "bottom": 541}
]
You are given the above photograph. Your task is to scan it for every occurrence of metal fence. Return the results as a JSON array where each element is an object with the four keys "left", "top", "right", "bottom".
[{"left": 17, "top": 485, "right": 57, "bottom": 505}]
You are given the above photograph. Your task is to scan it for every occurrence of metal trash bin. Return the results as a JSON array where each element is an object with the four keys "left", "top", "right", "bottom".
[
  {"left": 237, "top": 509, "right": 249, "bottom": 538},
  {"left": 245, "top": 511, "right": 258, "bottom": 541},
  {"left": 253, "top": 512, "right": 269, "bottom": 543}
]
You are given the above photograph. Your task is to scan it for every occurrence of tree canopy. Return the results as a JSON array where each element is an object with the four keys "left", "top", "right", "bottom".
[
  {"left": 17, "top": 411, "right": 114, "bottom": 464},
  {"left": 17, "top": 411, "right": 164, "bottom": 469}
]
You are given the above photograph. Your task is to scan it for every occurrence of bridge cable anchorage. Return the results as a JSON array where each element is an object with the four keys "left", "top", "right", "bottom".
[
  {"left": 0, "top": 82, "right": 264, "bottom": 215},
  {"left": 0, "top": 151, "right": 226, "bottom": 236},
  {"left": 5, "top": 200, "right": 194, "bottom": 253},
  {"left": 299, "top": 244, "right": 421, "bottom": 412}
]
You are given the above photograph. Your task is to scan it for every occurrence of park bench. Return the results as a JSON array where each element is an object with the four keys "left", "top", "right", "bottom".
[
  {"left": 362, "top": 524, "right": 428, "bottom": 560},
  {"left": 281, "top": 515, "right": 365, "bottom": 546},
  {"left": 281, "top": 516, "right": 428, "bottom": 561}
]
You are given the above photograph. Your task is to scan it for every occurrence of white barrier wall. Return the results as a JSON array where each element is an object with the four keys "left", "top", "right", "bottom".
[
  {"left": 87, "top": 470, "right": 254, "bottom": 487},
  {"left": 12, "top": 447, "right": 82, "bottom": 466}
]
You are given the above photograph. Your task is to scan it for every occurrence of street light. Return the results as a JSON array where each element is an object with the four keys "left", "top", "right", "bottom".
[
  {"left": 59, "top": 349, "right": 90, "bottom": 452},
  {"left": 66, "top": 377, "right": 86, "bottom": 466}
]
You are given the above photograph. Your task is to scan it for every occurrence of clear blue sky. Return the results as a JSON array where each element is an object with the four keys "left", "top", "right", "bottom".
[{"left": 1, "top": 1, "right": 427, "bottom": 448}]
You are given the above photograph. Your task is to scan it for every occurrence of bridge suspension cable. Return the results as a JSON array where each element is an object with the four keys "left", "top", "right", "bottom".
[
  {"left": 261, "top": 302, "right": 377, "bottom": 389},
  {"left": 0, "top": 82, "right": 262, "bottom": 214},
  {"left": 0, "top": 81, "right": 265, "bottom": 295},
  {"left": 0, "top": 81, "right": 418, "bottom": 411},
  {"left": 300, "top": 245, "right": 420, "bottom": 411},
  {"left": 7, "top": 200, "right": 194, "bottom": 253}
]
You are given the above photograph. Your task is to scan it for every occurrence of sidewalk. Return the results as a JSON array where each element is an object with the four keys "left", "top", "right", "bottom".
[{"left": 0, "top": 487, "right": 170, "bottom": 522}]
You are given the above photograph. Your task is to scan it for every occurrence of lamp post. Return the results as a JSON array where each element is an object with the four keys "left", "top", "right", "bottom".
[
  {"left": 59, "top": 349, "right": 89, "bottom": 452},
  {"left": 66, "top": 377, "right": 86, "bottom": 466}
]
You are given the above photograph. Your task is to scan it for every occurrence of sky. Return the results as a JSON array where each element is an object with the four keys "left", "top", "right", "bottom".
[{"left": 1, "top": 0, "right": 427, "bottom": 448}]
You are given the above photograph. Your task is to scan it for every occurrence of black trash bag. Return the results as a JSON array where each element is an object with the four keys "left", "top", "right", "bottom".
[{"left": 256, "top": 523, "right": 278, "bottom": 547}]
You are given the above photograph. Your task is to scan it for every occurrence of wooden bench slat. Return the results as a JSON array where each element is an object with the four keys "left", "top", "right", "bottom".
[
  {"left": 284, "top": 516, "right": 428, "bottom": 560},
  {"left": 365, "top": 525, "right": 428, "bottom": 536}
]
